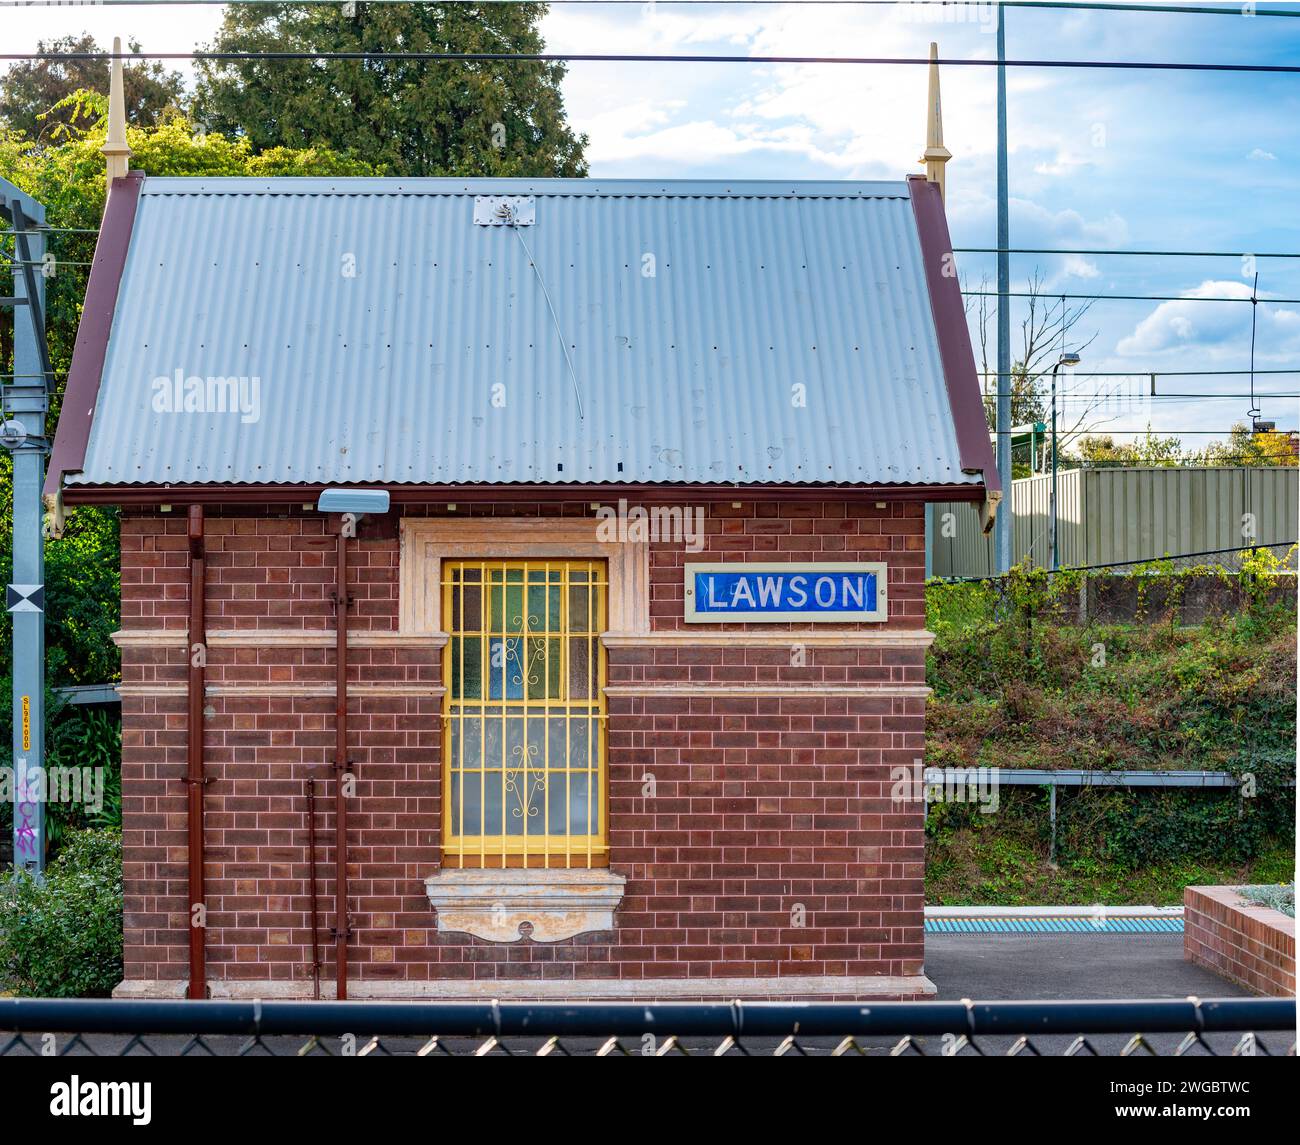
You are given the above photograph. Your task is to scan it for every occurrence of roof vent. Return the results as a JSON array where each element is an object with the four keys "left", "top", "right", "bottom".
[{"left": 474, "top": 195, "right": 535, "bottom": 226}]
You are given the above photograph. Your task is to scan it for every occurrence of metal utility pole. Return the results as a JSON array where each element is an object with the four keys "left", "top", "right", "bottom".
[
  {"left": 995, "top": 3, "right": 1013, "bottom": 572},
  {"left": 1, "top": 179, "right": 51, "bottom": 875},
  {"left": 1050, "top": 365, "right": 1060, "bottom": 571},
  {"left": 1049, "top": 353, "right": 1081, "bottom": 572}
]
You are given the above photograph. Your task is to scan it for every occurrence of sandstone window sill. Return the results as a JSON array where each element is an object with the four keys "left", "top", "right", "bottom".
[{"left": 424, "top": 868, "right": 625, "bottom": 943}]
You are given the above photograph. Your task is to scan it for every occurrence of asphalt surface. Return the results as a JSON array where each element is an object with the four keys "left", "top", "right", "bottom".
[
  {"left": 917, "top": 933, "right": 1299, "bottom": 1054},
  {"left": 925, "top": 931, "right": 1253, "bottom": 1000}
]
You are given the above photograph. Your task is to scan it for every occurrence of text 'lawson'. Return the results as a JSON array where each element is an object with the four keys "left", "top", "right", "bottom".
[{"left": 687, "top": 564, "right": 884, "bottom": 621}]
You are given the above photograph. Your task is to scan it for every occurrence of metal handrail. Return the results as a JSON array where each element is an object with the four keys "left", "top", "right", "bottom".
[{"left": 0, "top": 997, "right": 1291, "bottom": 1039}]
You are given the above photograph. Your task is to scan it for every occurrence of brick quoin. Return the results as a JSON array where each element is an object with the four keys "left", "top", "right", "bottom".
[{"left": 117, "top": 500, "right": 932, "bottom": 998}]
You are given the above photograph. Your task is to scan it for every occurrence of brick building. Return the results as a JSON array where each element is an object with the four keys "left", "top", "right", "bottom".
[{"left": 44, "top": 58, "right": 997, "bottom": 1001}]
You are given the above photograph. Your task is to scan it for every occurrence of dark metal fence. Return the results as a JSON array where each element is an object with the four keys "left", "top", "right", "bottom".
[{"left": 0, "top": 997, "right": 1293, "bottom": 1057}]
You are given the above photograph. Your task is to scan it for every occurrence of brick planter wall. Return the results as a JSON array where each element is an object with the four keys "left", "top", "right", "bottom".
[
  {"left": 115, "top": 499, "right": 934, "bottom": 999},
  {"left": 1184, "top": 885, "right": 1295, "bottom": 997}
]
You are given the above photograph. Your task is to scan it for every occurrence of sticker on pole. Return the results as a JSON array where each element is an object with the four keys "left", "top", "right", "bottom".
[{"left": 6, "top": 583, "right": 43, "bottom": 613}]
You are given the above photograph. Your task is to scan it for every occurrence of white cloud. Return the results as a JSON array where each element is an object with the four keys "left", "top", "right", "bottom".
[
  {"left": 1248, "top": 148, "right": 1278, "bottom": 161},
  {"left": 587, "top": 115, "right": 843, "bottom": 167},
  {"left": 1059, "top": 254, "right": 1103, "bottom": 281},
  {"left": 1116, "top": 280, "right": 1300, "bottom": 363},
  {"left": 545, "top": 2, "right": 1003, "bottom": 179},
  {"left": 1008, "top": 197, "right": 1130, "bottom": 250}
]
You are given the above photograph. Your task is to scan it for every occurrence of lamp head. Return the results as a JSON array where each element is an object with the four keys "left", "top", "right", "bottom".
[{"left": 315, "top": 488, "right": 391, "bottom": 516}]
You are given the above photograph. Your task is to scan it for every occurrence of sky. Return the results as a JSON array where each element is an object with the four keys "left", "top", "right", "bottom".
[{"left": 4, "top": 0, "right": 1299, "bottom": 453}]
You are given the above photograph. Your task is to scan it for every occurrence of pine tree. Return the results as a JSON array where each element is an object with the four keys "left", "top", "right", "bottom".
[{"left": 194, "top": 2, "right": 586, "bottom": 178}]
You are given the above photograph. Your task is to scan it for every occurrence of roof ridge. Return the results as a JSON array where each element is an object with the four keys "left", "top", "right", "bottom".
[{"left": 138, "top": 176, "right": 911, "bottom": 200}]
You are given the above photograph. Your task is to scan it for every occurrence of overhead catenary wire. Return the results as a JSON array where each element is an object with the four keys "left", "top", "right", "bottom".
[
  {"left": 1, "top": 48, "right": 1298, "bottom": 74},
  {"left": 1247, "top": 271, "right": 1262, "bottom": 420},
  {"left": 976, "top": 369, "right": 1300, "bottom": 376},
  {"left": 6, "top": 236, "right": 1300, "bottom": 262},
  {"left": 3, "top": 0, "right": 1300, "bottom": 13},
  {"left": 1001, "top": 428, "right": 1296, "bottom": 434},
  {"left": 1047, "top": 393, "right": 1300, "bottom": 400},
  {"left": 3, "top": 7, "right": 1294, "bottom": 440},
  {"left": 956, "top": 247, "right": 1300, "bottom": 259},
  {"left": 964, "top": 291, "right": 1300, "bottom": 303}
]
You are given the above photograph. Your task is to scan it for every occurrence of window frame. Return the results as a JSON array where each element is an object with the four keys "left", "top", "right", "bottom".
[{"left": 440, "top": 557, "right": 610, "bottom": 869}]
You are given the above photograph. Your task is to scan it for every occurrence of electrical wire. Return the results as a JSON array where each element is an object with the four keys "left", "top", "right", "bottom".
[
  {"left": 964, "top": 290, "right": 1300, "bottom": 303},
  {"left": 1247, "top": 271, "right": 1262, "bottom": 421},
  {"left": 976, "top": 369, "right": 1299, "bottom": 376},
  {"left": 5, "top": 233, "right": 1299, "bottom": 263},
  {"left": 2, "top": 49, "right": 1298, "bottom": 73},
  {"left": 1049, "top": 393, "right": 1300, "bottom": 400},
  {"left": 957, "top": 247, "right": 1300, "bottom": 258},
  {"left": 2, "top": 0, "right": 1299, "bottom": 13},
  {"left": 504, "top": 206, "right": 585, "bottom": 419}
]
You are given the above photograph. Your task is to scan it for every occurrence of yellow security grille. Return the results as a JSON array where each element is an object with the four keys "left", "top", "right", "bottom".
[{"left": 441, "top": 560, "right": 608, "bottom": 867}]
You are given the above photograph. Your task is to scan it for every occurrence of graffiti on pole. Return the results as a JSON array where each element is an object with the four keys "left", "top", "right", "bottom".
[{"left": 12, "top": 757, "right": 38, "bottom": 860}]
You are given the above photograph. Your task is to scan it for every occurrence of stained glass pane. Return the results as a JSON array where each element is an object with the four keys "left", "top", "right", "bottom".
[
  {"left": 449, "top": 637, "right": 483, "bottom": 700},
  {"left": 450, "top": 579, "right": 482, "bottom": 632},
  {"left": 487, "top": 638, "right": 525, "bottom": 700},
  {"left": 568, "top": 636, "right": 595, "bottom": 698},
  {"left": 444, "top": 560, "right": 606, "bottom": 856}
]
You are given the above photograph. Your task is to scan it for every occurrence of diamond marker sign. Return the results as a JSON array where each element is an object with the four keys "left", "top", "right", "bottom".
[{"left": 6, "top": 583, "right": 43, "bottom": 613}]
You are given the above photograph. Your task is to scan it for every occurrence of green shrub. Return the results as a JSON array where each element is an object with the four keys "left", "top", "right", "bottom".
[
  {"left": 0, "top": 828, "right": 123, "bottom": 997},
  {"left": 1239, "top": 883, "right": 1295, "bottom": 918}
]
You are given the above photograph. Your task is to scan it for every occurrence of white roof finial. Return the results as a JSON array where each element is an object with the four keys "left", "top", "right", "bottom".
[
  {"left": 920, "top": 41, "right": 952, "bottom": 204},
  {"left": 103, "top": 36, "right": 132, "bottom": 194}
]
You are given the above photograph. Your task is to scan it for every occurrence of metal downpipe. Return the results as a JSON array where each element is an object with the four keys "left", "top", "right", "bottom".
[{"left": 186, "top": 505, "right": 207, "bottom": 1000}]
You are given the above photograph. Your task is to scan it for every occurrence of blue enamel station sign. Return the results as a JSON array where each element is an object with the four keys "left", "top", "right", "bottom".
[{"left": 684, "top": 562, "right": 888, "bottom": 623}]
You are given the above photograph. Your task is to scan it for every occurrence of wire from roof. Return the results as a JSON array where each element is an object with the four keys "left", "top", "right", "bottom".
[{"left": 503, "top": 202, "right": 586, "bottom": 420}]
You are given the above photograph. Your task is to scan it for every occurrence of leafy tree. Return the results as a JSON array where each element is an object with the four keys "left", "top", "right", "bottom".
[
  {"left": 1201, "top": 423, "right": 1299, "bottom": 468},
  {"left": 1, "top": 108, "right": 376, "bottom": 859},
  {"left": 1066, "top": 424, "right": 1298, "bottom": 469},
  {"left": 1070, "top": 429, "right": 1187, "bottom": 468},
  {"left": 195, "top": 1, "right": 587, "bottom": 177},
  {"left": 0, "top": 34, "right": 185, "bottom": 144}
]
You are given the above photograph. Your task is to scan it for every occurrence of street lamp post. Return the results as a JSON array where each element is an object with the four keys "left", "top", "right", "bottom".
[{"left": 1050, "top": 352, "right": 1082, "bottom": 571}]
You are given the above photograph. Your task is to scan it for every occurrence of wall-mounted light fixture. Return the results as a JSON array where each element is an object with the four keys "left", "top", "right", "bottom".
[{"left": 315, "top": 488, "right": 391, "bottom": 516}]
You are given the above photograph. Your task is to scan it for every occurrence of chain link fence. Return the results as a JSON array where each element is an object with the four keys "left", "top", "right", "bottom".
[{"left": 0, "top": 997, "right": 1293, "bottom": 1058}]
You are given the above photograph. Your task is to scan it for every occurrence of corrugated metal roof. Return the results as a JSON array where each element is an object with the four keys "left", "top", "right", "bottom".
[{"left": 70, "top": 176, "right": 980, "bottom": 488}]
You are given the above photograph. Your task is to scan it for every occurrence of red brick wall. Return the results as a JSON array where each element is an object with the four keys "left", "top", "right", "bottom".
[
  {"left": 118, "top": 500, "right": 928, "bottom": 993},
  {"left": 1184, "top": 885, "right": 1296, "bottom": 997}
]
